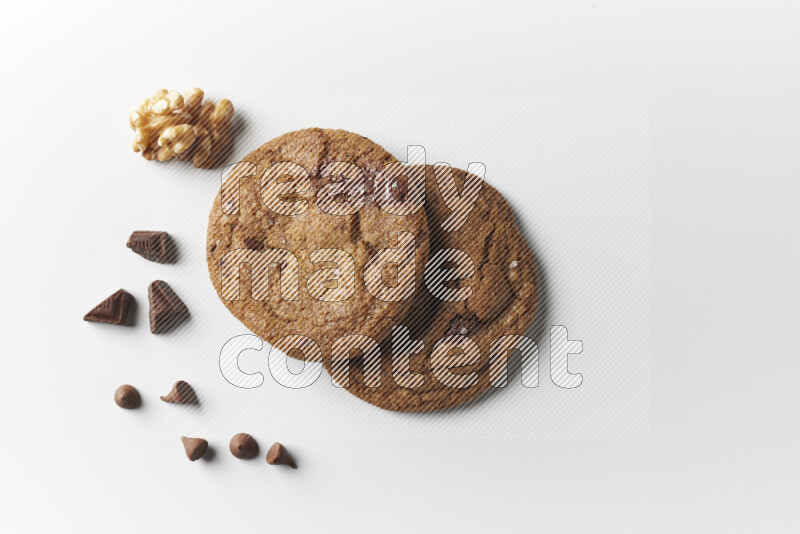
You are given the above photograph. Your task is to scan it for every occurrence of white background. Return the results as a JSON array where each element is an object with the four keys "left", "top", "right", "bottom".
[{"left": 1, "top": 1, "right": 798, "bottom": 532}]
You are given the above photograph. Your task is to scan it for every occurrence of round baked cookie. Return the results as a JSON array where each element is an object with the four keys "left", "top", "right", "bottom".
[
  {"left": 325, "top": 166, "right": 537, "bottom": 412},
  {"left": 207, "top": 128, "right": 429, "bottom": 359}
]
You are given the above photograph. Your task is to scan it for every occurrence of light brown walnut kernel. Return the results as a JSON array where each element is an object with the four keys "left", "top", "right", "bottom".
[{"left": 129, "top": 88, "right": 234, "bottom": 168}]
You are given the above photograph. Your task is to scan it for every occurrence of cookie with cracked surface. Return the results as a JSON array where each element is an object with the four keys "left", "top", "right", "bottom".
[
  {"left": 325, "top": 166, "right": 537, "bottom": 412},
  {"left": 207, "top": 128, "right": 429, "bottom": 360}
]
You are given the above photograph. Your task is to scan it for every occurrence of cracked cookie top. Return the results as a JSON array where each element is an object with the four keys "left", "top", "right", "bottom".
[
  {"left": 325, "top": 166, "right": 537, "bottom": 412},
  {"left": 207, "top": 129, "right": 430, "bottom": 359}
]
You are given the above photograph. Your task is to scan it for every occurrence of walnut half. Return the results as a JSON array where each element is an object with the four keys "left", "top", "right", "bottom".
[{"left": 129, "top": 88, "right": 234, "bottom": 169}]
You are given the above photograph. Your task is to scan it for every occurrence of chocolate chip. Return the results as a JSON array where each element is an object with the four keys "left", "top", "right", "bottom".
[
  {"left": 230, "top": 433, "right": 258, "bottom": 459},
  {"left": 84, "top": 289, "right": 133, "bottom": 326},
  {"left": 266, "top": 442, "right": 296, "bottom": 468},
  {"left": 243, "top": 237, "right": 265, "bottom": 251},
  {"left": 126, "top": 231, "right": 175, "bottom": 263},
  {"left": 148, "top": 280, "right": 189, "bottom": 334},
  {"left": 391, "top": 176, "right": 409, "bottom": 202},
  {"left": 114, "top": 384, "right": 141, "bottom": 409},
  {"left": 445, "top": 316, "right": 482, "bottom": 337},
  {"left": 181, "top": 437, "right": 209, "bottom": 461},
  {"left": 160, "top": 380, "right": 198, "bottom": 404}
]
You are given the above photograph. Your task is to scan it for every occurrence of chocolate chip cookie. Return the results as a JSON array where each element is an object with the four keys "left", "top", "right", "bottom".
[
  {"left": 325, "top": 166, "right": 537, "bottom": 412},
  {"left": 207, "top": 129, "right": 429, "bottom": 359}
]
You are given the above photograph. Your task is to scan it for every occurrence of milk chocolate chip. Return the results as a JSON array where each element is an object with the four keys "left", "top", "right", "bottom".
[
  {"left": 160, "top": 380, "right": 198, "bottom": 404},
  {"left": 127, "top": 231, "right": 175, "bottom": 263},
  {"left": 266, "top": 442, "right": 296, "bottom": 468},
  {"left": 114, "top": 384, "right": 141, "bottom": 409},
  {"left": 84, "top": 289, "right": 133, "bottom": 326},
  {"left": 181, "top": 437, "right": 209, "bottom": 461},
  {"left": 148, "top": 280, "right": 189, "bottom": 334},
  {"left": 229, "top": 433, "right": 258, "bottom": 459}
]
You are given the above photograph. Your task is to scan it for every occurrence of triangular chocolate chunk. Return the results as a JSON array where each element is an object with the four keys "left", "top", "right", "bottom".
[
  {"left": 127, "top": 231, "right": 175, "bottom": 263},
  {"left": 148, "top": 280, "right": 189, "bottom": 333},
  {"left": 84, "top": 289, "right": 133, "bottom": 325}
]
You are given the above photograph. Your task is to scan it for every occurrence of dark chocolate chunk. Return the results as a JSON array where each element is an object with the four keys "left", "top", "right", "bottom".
[
  {"left": 114, "top": 384, "right": 141, "bottom": 409},
  {"left": 126, "top": 231, "right": 175, "bottom": 263},
  {"left": 148, "top": 280, "right": 189, "bottom": 334},
  {"left": 181, "top": 437, "right": 209, "bottom": 461},
  {"left": 445, "top": 316, "right": 482, "bottom": 337},
  {"left": 160, "top": 380, "right": 198, "bottom": 404},
  {"left": 84, "top": 289, "right": 133, "bottom": 326},
  {"left": 243, "top": 237, "right": 265, "bottom": 251},
  {"left": 229, "top": 433, "right": 258, "bottom": 459},
  {"left": 266, "top": 442, "right": 296, "bottom": 468}
]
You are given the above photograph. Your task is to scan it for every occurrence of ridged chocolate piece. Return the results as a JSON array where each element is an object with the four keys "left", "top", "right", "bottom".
[
  {"left": 266, "top": 442, "right": 296, "bottom": 468},
  {"left": 160, "top": 380, "right": 198, "bottom": 404},
  {"left": 148, "top": 280, "right": 189, "bottom": 333},
  {"left": 181, "top": 437, "right": 208, "bottom": 461},
  {"left": 126, "top": 231, "right": 174, "bottom": 263},
  {"left": 84, "top": 289, "right": 133, "bottom": 325}
]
